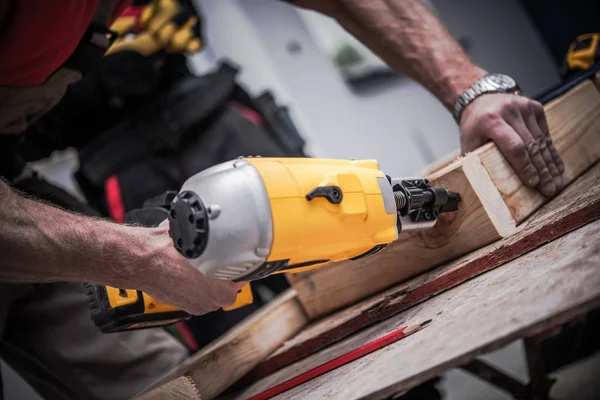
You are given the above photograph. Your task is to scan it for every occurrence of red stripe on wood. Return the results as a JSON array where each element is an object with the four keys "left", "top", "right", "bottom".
[{"left": 248, "top": 325, "right": 414, "bottom": 400}]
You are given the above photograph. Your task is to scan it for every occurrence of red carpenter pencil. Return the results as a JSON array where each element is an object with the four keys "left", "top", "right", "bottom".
[{"left": 248, "top": 319, "right": 432, "bottom": 400}]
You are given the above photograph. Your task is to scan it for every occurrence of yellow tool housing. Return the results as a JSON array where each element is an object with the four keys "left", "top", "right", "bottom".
[
  {"left": 89, "top": 157, "right": 401, "bottom": 332},
  {"left": 246, "top": 158, "right": 398, "bottom": 274}
]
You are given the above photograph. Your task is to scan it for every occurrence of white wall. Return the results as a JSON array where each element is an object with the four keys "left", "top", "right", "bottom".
[
  {"left": 193, "top": 0, "right": 560, "bottom": 177},
  {"left": 192, "top": 0, "right": 323, "bottom": 155},
  {"left": 236, "top": 0, "right": 431, "bottom": 177}
]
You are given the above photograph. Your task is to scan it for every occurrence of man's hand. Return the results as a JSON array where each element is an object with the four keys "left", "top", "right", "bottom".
[
  {"left": 131, "top": 222, "right": 246, "bottom": 316},
  {"left": 0, "top": 180, "right": 244, "bottom": 316},
  {"left": 459, "top": 94, "right": 564, "bottom": 197}
]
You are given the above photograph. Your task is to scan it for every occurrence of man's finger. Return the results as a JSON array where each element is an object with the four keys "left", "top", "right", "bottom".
[
  {"left": 491, "top": 121, "right": 539, "bottom": 188},
  {"left": 507, "top": 115, "right": 556, "bottom": 196},
  {"left": 522, "top": 101, "right": 562, "bottom": 180},
  {"left": 533, "top": 102, "right": 564, "bottom": 173},
  {"left": 233, "top": 281, "right": 249, "bottom": 291},
  {"left": 213, "top": 281, "right": 242, "bottom": 308},
  {"left": 522, "top": 102, "right": 563, "bottom": 190}
]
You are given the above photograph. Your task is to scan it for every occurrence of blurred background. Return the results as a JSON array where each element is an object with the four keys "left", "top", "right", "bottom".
[
  {"left": 188, "top": 0, "right": 560, "bottom": 177},
  {"left": 33, "top": 0, "right": 562, "bottom": 200},
  {"left": 5, "top": 0, "right": 600, "bottom": 399}
]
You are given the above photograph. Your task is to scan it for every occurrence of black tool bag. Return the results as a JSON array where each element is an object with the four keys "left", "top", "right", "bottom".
[{"left": 74, "top": 62, "right": 306, "bottom": 219}]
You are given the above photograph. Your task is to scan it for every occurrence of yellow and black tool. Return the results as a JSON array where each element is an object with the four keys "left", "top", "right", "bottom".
[
  {"left": 87, "top": 158, "right": 461, "bottom": 333},
  {"left": 562, "top": 33, "right": 600, "bottom": 77},
  {"left": 106, "top": 0, "right": 203, "bottom": 57}
]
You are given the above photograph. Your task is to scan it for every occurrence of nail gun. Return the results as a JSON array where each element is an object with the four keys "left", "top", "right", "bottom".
[{"left": 86, "top": 157, "right": 461, "bottom": 333}]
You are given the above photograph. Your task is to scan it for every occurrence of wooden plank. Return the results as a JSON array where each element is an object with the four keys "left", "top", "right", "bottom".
[
  {"left": 231, "top": 219, "right": 600, "bottom": 400},
  {"left": 138, "top": 377, "right": 200, "bottom": 400},
  {"left": 288, "top": 154, "right": 516, "bottom": 319},
  {"left": 287, "top": 153, "right": 516, "bottom": 318},
  {"left": 415, "top": 149, "right": 461, "bottom": 177},
  {"left": 288, "top": 79, "right": 600, "bottom": 320},
  {"left": 246, "top": 321, "right": 430, "bottom": 400},
  {"left": 476, "top": 80, "right": 600, "bottom": 222},
  {"left": 136, "top": 290, "right": 307, "bottom": 400},
  {"left": 238, "top": 163, "right": 600, "bottom": 385}
]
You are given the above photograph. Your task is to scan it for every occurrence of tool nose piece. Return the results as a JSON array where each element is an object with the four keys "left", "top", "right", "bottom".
[
  {"left": 439, "top": 191, "right": 461, "bottom": 213},
  {"left": 168, "top": 191, "right": 210, "bottom": 259}
]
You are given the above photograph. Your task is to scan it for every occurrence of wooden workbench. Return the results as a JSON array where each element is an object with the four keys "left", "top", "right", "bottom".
[
  {"left": 139, "top": 75, "right": 600, "bottom": 400},
  {"left": 230, "top": 180, "right": 600, "bottom": 399}
]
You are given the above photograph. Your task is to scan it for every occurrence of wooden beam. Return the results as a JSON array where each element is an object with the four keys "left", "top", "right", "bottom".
[
  {"left": 232, "top": 219, "right": 600, "bottom": 400},
  {"left": 238, "top": 163, "right": 600, "bottom": 385},
  {"left": 137, "top": 377, "right": 200, "bottom": 400},
  {"left": 415, "top": 149, "right": 461, "bottom": 177},
  {"left": 136, "top": 290, "right": 307, "bottom": 400},
  {"left": 287, "top": 151, "right": 516, "bottom": 319},
  {"left": 476, "top": 80, "right": 600, "bottom": 222},
  {"left": 287, "top": 79, "right": 600, "bottom": 320}
]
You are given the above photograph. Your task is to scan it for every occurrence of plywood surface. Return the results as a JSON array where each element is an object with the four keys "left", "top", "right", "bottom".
[
  {"left": 137, "top": 290, "right": 308, "bottom": 400},
  {"left": 142, "top": 79, "right": 600, "bottom": 400},
  {"left": 138, "top": 377, "right": 200, "bottom": 400},
  {"left": 240, "top": 162, "right": 600, "bottom": 384},
  {"left": 288, "top": 79, "right": 600, "bottom": 320},
  {"left": 232, "top": 219, "right": 600, "bottom": 400}
]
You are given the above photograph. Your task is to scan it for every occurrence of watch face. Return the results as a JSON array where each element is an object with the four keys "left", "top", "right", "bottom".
[{"left": 487, "top": 74, "right": 517, "bottom": 89}]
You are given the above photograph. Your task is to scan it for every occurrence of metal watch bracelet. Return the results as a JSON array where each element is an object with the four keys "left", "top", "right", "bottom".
[{"left": 452, "top": 73, "right": 522, "bottom": 123}]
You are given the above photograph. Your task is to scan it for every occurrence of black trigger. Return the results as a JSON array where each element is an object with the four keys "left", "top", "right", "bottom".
[{"left": 306, "top": 186, "right": 343, "bottom": 204}]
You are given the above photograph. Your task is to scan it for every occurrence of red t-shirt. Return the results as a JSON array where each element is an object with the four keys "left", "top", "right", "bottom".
[{"left": 0, "top": 0, "right": 131, "bottom": 86}]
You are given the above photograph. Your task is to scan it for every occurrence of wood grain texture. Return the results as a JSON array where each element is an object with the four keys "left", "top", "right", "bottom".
[
  {"left": 137, "top": 376, "right": 200, "bottom": 400},
  {"left": 287, "top": 155, "right": 515, "bottom": 319},
  {"left": 238, "top": 163, "right": 600, "bottom": 385},
  {"left": 476, "top": 80, "right": 600, "bottom": 223},
  {"left": 138, "top": 290, "right": 307, "bottom": 400},
  {"left": 415, "top": 149, "right": 461, "bottom": 177},
  {"left": 288, "top": 79, "right": 600, "bottom": 320},
  {"left": 232, "top": 219, "right": 600, "bottom": 400}
]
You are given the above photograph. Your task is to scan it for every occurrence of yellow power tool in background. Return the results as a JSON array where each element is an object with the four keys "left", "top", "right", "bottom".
[
  {"left": 107, "top": 0, "right": 203, "bottom": 57},
  {"left": 562, "top": 33, "right": 600, "bottom": 77},
  {"left": 86, "top": 158, "right": 461, "bottom": 333}
]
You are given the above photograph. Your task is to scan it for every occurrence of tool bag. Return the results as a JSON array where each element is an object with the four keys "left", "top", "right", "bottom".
[{"left": 71, "top": 61, "right": 306, "bottom": 220}]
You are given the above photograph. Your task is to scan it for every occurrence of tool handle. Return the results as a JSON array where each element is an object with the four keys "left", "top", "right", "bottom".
[
  {"left": 223, "top": 283, "right": 254, "bottom": 311},
  {"left": 86, "top": 282, "right": 254, "bottom": 333},
  {"left": 85, "top": 283, "right": 189, "bottom": 333}
]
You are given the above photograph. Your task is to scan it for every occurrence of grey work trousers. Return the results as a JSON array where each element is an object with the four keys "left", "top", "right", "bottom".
[{"left": 0, "top": 281, "right": 187, "bottom": 400}]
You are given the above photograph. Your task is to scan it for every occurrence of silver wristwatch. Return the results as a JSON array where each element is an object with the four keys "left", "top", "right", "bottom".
[{"left": 452, "top": 73, "right": 521, "bottom": 123}]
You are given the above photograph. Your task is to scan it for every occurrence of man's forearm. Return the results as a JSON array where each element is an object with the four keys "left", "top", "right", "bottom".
[
  {"left": 292, "top": 0, "right": 564, "bottom": 197},
  {"left": 294, "top": 0, "right": 485, "bottom": 109},
  {"left": 0, "top": 179, "right": 148, "bottom": 286},
  {"left": 0, "top": 179, "right": 247, "bottom": 314}
]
